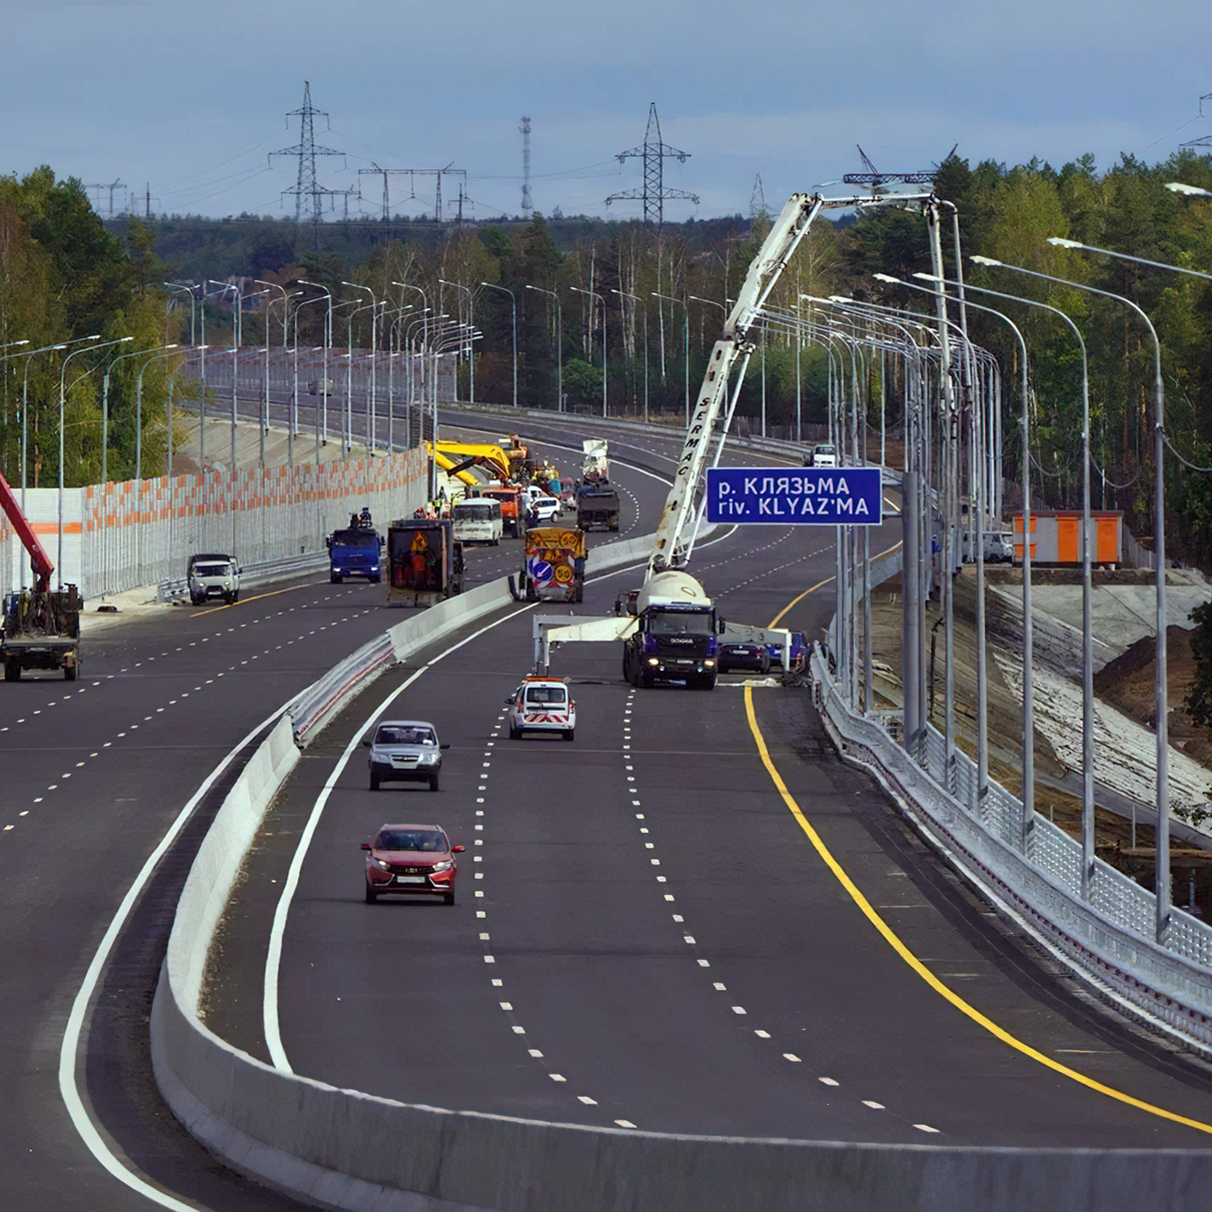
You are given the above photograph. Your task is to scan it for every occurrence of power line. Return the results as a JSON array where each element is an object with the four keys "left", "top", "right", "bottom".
[{"left": 606, "top": 102, "right": 698, "bottom": 227}]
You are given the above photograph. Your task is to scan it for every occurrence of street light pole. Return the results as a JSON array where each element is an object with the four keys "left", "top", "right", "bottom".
[
  {"left": 394, "top": 282, "right": 430, "bottom": 439},
  {"left": 939, "top": 267, "right": 1096, "bottom": 894},
  {"left": 1046, "top": 234, "right": 1184, "bottom": 936},
  {"left": 613, "top": 289, "right": 649, "bottom": 422},
  {"left": 58, "top": 336, "right": 132, "bottom": 585},
  {"left": 104, "top": 343, "right": 178, "bottom": 483},
  {"left": 480, "top": 281, "right": 518, "bottom": 408},
  {"left": 293, "top": 295, "right": 330, "bottom": 464},
  {"left": 164, "top": 283, "right": 196, "bottom": 345},
  {"left": 9, "top": 341, "right": 78, "bottom": 512},
  {"left": 256, "top": 279, "right": 293, "bottom": 442},
  {"left": 653, "top": 291, "right": 689, "bottom": 425},
  {"left": 299, "top": 280, "right": 333, "bottom": 445},
  {"left": 571, "top": 286, "right": 607, "bottom": 417},
  {"left": 439, "top": 279, "right": 476, "bottom": 405},
  {"left": 134, "top": 346, "right": 182, "bottom": 480},
  {"left": 342, "top": 282, "right": 380, "bottom": 453},
  {"left": 525, "top": 285, "right": 562, "bottom": 411},
  {"left": 402, "top": 312, "right": 432, "bottom": 448}
]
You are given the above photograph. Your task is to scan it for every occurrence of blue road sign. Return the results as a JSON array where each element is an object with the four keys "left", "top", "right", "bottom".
[{"left": 705, "top": 467, "right": 883, "bottom": 525}]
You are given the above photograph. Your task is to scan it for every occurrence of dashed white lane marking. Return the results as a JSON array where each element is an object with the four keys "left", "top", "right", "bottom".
[
  {"left": 914, "top": 1124, "right": 941, "bottom": 1133},
  {"left": 863, "top": 1100, "right": 885, "bottom": 1110},
  {"left": 819, "top": 1077, "right": 840, "bottom": 1087}
]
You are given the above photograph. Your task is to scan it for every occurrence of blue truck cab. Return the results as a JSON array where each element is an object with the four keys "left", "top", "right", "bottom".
[{"left": 328, "top": 513, "right": 383, "bottom": 583}]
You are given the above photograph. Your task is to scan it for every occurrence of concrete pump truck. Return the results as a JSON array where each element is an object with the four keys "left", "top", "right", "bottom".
[{"left": 531, "top": 185, "right": 930, "bottom": 689}]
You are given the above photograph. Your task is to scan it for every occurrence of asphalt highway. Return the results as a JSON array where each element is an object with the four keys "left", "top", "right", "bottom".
[
  {"left": 0, "top": 413, "right": 733, "bottom": 1210},
  {"left": 213, "top": 414, "right": 1212, "bottom": 1159},
  {"left": 13, "top": 399, "right": 1212, "bottom": 1212}
]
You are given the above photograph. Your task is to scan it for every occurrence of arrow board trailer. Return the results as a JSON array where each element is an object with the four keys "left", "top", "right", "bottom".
[{"left": 705, "top": 467, "right": 883, "bottom": 525}]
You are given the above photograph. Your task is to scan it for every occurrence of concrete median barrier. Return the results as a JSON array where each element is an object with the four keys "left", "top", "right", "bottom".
[{"left": 149, "top": 526, "right": 1212, "bottom": 1211}]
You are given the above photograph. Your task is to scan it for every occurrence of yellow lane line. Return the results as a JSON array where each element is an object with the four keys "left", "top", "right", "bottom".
[
  {"left": 768, "top": 541, "right": 903, "bottom": 629},
  {"left": 190, "top": 580, "right": 331, "bottom": 616},
  {"left": 742, "top": 591, "right": 1212, "bottom": 1136}
]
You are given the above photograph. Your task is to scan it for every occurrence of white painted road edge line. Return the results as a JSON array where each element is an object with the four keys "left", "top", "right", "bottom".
[
  {"left": 263, "top": 604, "right": 538, "bottom": 1073},
  {"left": 58, "top": 706, "right": 287, "bottom": 1212}
]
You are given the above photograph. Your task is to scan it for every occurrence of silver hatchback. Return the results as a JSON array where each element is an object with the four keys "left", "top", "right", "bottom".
[{"left": 363, "top": 720, "right": 449, "bottom": 791}]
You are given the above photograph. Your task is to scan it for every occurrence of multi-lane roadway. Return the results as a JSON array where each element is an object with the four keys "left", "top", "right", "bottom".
[{"left": 7, "top": 407, "right": 1212, "bottom": 1212}]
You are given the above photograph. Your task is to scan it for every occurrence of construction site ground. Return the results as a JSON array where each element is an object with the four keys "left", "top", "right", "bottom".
[{"left": 869, "top": 563, "right": 1212, "bottom": 914}]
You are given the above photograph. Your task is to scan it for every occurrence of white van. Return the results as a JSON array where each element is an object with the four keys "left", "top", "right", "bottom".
[
  {"left": 809, "top": 443, "right": 838, "bottom": 468},
  {"left": 961, "top": 530, "right": 1015, "bottom": 564},
  {"left": 452, "top": 499, "right": 503, "bottom": 546}
]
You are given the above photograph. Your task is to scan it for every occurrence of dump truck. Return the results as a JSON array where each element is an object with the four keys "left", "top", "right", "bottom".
[
  {"left": 515, "top": 527, "right": 587, "bottom": 603},
  {"left": 577, "top": 483, "right": 620, "bottom": 531},
  {"left": 0, "top": 468, "right": 81, "bottom": 681},
  {"left": 327, "top": 513, "right": 383, "bottom": 583},
  {"left": 476, "top": 485, "right": 526, "bottom": 537},
  {"left": 386, "top": 518, "right": 465, "bottom": 607}
]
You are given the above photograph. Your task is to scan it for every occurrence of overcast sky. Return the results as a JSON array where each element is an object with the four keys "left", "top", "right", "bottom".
[{"left": 3, "top": 0, "right": 1209, "bottom": 223}]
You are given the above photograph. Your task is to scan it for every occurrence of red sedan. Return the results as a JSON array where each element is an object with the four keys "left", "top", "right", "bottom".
[{"left": 362, "top": 823, "right": 464, "bottom": 905}]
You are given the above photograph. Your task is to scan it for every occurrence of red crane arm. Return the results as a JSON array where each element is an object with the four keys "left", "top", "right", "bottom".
[{"left": 0, "top": 468, "right": 54, "bottom": 592}]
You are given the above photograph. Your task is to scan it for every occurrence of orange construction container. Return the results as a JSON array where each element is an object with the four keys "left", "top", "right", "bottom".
[{"left": 1010, "top": 510, "right": 1122, "bottom": 565}]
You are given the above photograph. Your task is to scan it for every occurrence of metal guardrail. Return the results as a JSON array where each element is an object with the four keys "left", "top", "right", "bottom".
[
  {"left": 813, "top": 643, "right": 1212, "bottom": 1053},
  {"left": 287, "top": 632, "right": 395, "bottom": 746}
]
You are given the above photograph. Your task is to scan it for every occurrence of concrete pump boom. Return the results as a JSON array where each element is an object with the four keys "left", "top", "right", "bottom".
[
  {"left": 646, "top": 192, "right": 824, "bottom": 576},
  {"left": 645, "top": 188, "right": 934, "bottom": 579},
  {"left": 0, "top": 468, "right": 54, "bottom": 591}
]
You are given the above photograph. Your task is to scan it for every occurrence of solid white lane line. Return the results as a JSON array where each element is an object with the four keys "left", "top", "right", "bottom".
[{"left": 59, "top": 707, "right": 284, "bottom": 1212}]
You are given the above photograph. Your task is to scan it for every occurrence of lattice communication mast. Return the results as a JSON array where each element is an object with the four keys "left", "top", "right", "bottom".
[
  {"left": 606, "top": 102, "right": 699, "bottom": 227},
  {"left": 271, "top": 81, "right": 345, "bottom": 252},
  {"left": 521, "top": 116, "right": 533, "bottom": 215}
]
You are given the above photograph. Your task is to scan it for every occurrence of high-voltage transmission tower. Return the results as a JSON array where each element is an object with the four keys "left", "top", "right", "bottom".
[
  {"left": 1181, "top": 91, "right": 1212, "bottom": 148},
  {"left": 842, "top": 144, "right": 953, "bottom": 194},
  {"left": 270, "top": 81, "right": 346, "bottom": 252},
  {"left": 606, "top": 102, "right": 698, "bottom": 227},
  {"left": 356, "top": 164, "right": 467, "bottom": 223},
  {"left": 86, "top": 179, "right": 126, "bottom": 217},
  {"left": 520, "top": 116, "right": 533, "bottom": 214},
  {"left": 749, "top": 173, "right": 768, "bottom": 220}
]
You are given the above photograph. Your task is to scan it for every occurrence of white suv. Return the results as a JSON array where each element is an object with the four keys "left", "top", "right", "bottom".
[{"left": 187, "top": 553, "right": 241, "bottom": 605}]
